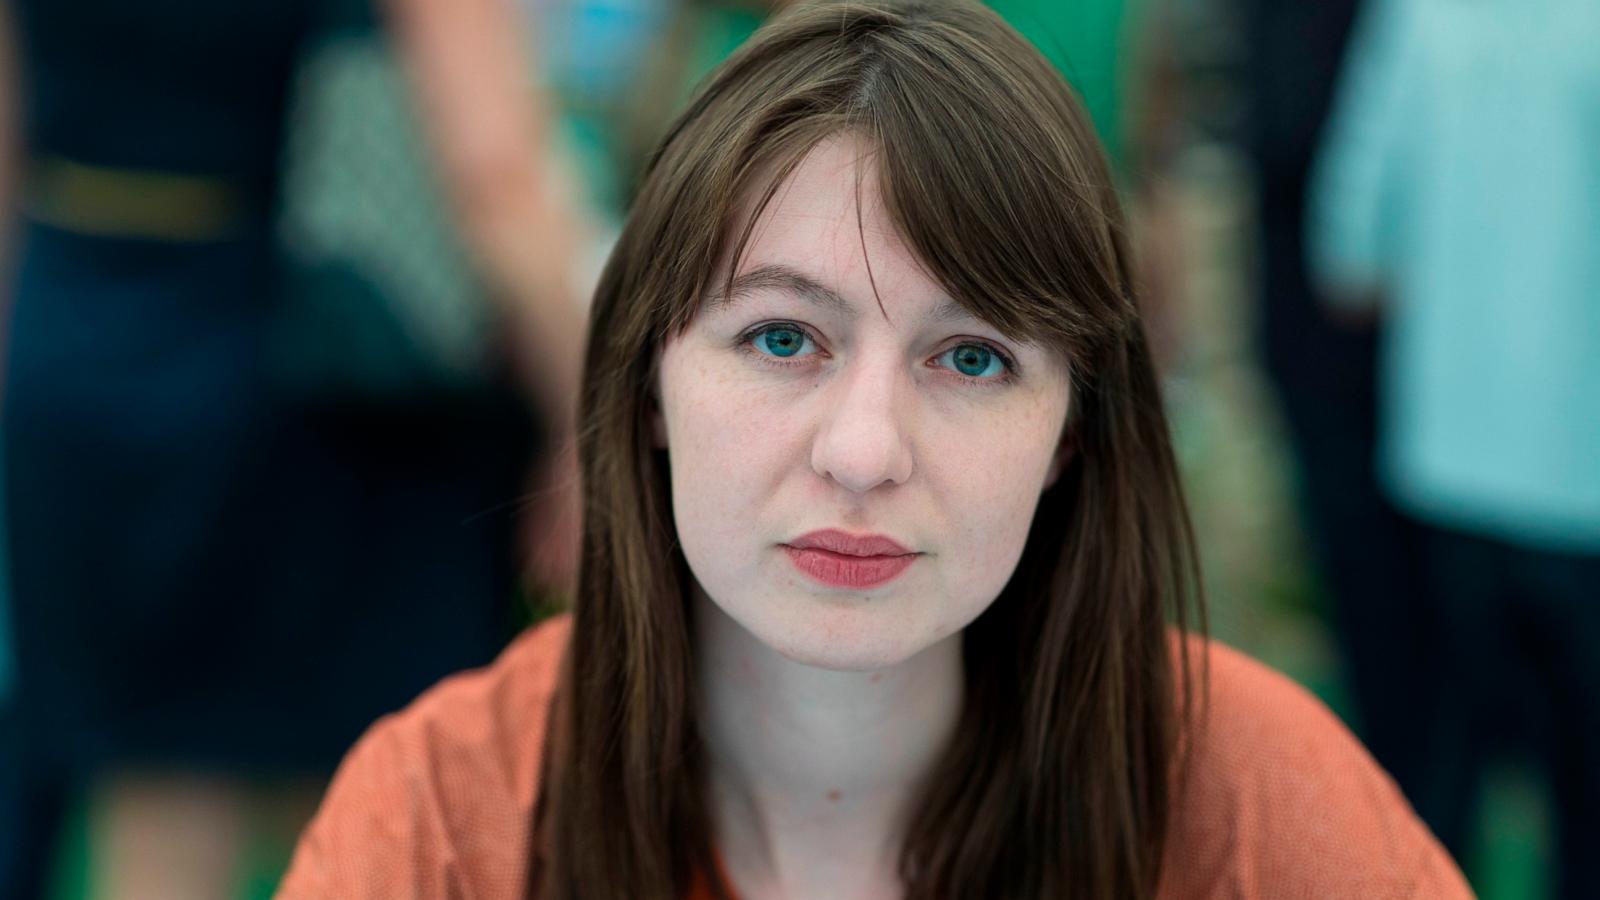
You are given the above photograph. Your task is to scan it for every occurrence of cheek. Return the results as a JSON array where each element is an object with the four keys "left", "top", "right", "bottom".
[
  {"left": 925, "top": 402, "right": 1064, "bottom": 603},
  {"left": 938, "top": 449, "right": 1049, "bottom": 597},
  {"left": 661, "top": 358, "right": 803, "bottom": 576}
]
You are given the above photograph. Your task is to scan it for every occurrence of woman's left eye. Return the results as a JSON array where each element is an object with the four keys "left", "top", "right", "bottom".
[{"left": 936, "top": 343, "right": 1009, "bottom": 380}]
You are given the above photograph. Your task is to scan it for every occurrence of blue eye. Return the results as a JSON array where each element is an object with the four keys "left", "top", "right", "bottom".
[
  {"left": 939, "top": 343, "right": 1006, "bottom": 379},
  {"left": 751, "top": 325, "right": 815, "bottom": 359}
]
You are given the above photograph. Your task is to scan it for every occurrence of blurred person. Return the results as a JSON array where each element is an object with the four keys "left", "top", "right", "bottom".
[
  {"left": 278, "top": 3, "right": 1468, "bottom": 897},
  {"left": 0, "top": 0, "right": 588, "bottom": 898},
  {"left": 0, "top": 6, "right": 67, "bottom": 899},
  {"left": 1309, "top": 0, "right": 1600, "bottom": 895},
  {"left": 1232, "top": 0, "right": 1441, "bottom": 830}
]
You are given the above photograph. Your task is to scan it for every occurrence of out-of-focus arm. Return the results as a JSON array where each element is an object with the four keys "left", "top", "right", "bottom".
[
  {"left": 1305, "top": 0, "right": 1418, "bottom": 312},
  {"left": 379, "top": 0, "right": 587, "bottom": 432}
]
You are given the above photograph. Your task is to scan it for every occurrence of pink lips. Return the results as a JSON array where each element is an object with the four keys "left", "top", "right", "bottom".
[{"left": 782, "top": 529, "right": 918, "bottom": 589}]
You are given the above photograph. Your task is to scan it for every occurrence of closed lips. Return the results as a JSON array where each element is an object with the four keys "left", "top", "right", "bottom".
[{"left": 784, "top": 529, "right": 914, "bottom": 557}]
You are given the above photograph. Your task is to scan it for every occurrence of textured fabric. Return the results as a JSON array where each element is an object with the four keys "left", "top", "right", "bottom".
[
  {"left": 1306, "top": 0, "right": 1600, "bottom": 552},
  {"left": 276, "top": 614, "right": 1472, "bottom": 899}
]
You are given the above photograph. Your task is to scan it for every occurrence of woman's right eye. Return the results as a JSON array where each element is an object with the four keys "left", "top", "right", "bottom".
[{"left": 746, "top": 324, "right": 818, "bottom": 360}]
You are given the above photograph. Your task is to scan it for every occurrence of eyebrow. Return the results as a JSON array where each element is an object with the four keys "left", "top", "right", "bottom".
[{"left": 707, "top": 263, "right": 976, "bottom": 325}]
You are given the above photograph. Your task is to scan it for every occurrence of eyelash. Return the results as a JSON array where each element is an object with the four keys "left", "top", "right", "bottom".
[{"left": 735, "top": 321, "right": 1021, "bottom": 387}]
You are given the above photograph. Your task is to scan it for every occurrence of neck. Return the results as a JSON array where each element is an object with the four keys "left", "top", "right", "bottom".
[{"left": 693, "top": 590, "right": 964, "bottom": 900}]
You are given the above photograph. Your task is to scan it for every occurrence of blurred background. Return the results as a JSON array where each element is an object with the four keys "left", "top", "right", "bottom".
[{"left": 1, "top": 0, "right": 1594, "bottom": 897}]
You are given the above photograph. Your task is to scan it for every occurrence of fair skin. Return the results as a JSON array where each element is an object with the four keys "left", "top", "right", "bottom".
[{"left": 652, "top": 134, "right": 1074, "bottom": 899}]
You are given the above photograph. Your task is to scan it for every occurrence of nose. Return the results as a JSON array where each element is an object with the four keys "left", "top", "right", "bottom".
[{"left": 810, "top": 356, "right": 915, "bottom": 493}]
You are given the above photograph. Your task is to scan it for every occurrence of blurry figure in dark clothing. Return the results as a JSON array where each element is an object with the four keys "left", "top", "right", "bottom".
[
  {"left": 1232, "top": 0, "right": 1439, "bottom": 832},
  {"left": 0, "top": 8, "right": 65, "bottom": 898},
  {"left": 0, "top": 0, "right": 588, "bottom": 896},
  {"left": 1309, "top": 0, "right": 1600, "bottom": 894}
]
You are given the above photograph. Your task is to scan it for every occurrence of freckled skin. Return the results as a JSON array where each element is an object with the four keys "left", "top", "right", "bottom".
[{"left": 653, "top": 134, "right": 1072, "bottom": 672}]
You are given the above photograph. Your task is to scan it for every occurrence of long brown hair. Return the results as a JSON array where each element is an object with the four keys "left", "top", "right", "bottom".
[{"left": 534, "top": 1, "right": 1204, "bottom": 897}]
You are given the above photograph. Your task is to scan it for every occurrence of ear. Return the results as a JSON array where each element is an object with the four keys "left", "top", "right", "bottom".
[{"left": 1043, "top": 429, "right": 1076, "bottom": 490}]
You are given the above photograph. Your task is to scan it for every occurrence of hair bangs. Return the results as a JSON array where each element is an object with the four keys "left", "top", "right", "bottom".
[
  {"left": 863, "top": 14, "right": 1136, "bottom": 384},
  {"left": 654, "top": 0, "right": 1137, "bottom": 392}
]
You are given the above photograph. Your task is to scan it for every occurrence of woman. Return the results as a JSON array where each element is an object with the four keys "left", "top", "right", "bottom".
[{"left": 278, "top": 1, "right": 1470, "bottom": 897}]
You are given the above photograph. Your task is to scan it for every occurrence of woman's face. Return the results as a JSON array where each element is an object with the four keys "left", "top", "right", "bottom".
[{"left": 653, "top": 134, "right": 1072, "bottom": 671}]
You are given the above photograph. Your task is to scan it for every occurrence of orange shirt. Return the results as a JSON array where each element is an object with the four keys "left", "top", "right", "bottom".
[{"left": 275, "top": 616, "right": 1473, "bottom": 899}]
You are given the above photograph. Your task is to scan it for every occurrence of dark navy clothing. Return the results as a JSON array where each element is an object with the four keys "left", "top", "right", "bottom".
[
  {"left": 13, "top": 0, "right": 311, "bottom": 181},
  {"left": 2, "top": 0, "right": 531, "bottom": 774}
]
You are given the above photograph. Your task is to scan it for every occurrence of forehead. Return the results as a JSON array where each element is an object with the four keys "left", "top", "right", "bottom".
[{"left": 711, "top": 133, "right": 957, "bottom": 325}]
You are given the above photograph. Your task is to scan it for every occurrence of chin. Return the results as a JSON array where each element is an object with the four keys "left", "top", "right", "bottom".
[
  {"left": 772, "top": 641, "right": 914, "bottom": 672},
  {"left": 749, "top": 603, "right": 939, "bottom": 672}
]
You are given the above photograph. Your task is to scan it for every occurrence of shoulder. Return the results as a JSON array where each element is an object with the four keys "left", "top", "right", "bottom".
[
  {"left": 1159, "top": 634, "right": 1473, "bottom": 900},
  {"left": 276, "top": 614, "right": 573, "bottom": 899}
]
